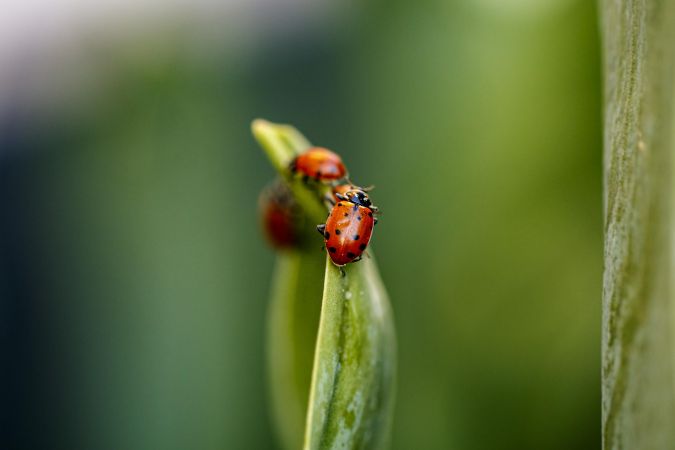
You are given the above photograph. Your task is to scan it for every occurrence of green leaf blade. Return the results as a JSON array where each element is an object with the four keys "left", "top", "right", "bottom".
[{"left": 304, "top": 256, "right": 396, "bottom": 450}]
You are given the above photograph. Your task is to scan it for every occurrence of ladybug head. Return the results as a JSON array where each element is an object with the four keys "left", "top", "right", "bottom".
[{"left": 345, "top": 188, "right": 372, "bottom": 208}]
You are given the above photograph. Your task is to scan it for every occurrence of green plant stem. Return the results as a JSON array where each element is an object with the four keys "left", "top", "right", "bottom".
[
  {"left": 253, "top": 119, "right": 397, "bottom": 450},
  {"left": 267, "top": 250, "right": 325, "bottom": 450}
]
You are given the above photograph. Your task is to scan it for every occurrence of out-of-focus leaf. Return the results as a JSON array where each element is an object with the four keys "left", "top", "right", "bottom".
[{"left": 267, "top": 251, "right": 324, "bottom": 450}]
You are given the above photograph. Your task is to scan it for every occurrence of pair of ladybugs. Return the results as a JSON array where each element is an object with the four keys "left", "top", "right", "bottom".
[{"left": 290, "top": 147, "right": 378, "bottom": 267}]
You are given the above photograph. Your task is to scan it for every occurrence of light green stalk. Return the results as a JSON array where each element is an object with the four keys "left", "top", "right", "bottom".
[
  {"left": 601, "top": 1, "right": 675, "bottom": 448},
  {"left": 253, "top": 120, "right": 397, "bottom": 450}
]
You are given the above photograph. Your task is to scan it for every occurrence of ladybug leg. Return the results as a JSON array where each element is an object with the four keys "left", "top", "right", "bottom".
[
  {"left": 374, "top": 217, "right": 379, "bottom": 225},
  {"left": 335, "top": 193, "right": 348, "bottom": 201},
  {"left": 316, "top": 223, "right": 326, "bottom": 236},
  {"left": 323, "top": 193, "right": 336, "bottom": 207},
  {"left": 339, "top": 267, "right": 346, "bottom": 277},
  {"left": 352, "top": 255, "right": 363, "bottom": 263}
]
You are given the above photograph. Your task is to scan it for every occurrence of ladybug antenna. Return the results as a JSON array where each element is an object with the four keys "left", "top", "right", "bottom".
[{"left": 361, "top": 185, "right": 375, "bottom": 192}]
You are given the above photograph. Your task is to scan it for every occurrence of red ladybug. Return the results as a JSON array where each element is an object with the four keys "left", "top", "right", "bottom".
[
  {"left": 317, "top": 187, "right": 378, "bottom": 266},
  {"left": 259, "top": 180, "right": 303, "bottom": 249},
  {"left": 289, "top": 147, "right": 347, "bottom": 182}
]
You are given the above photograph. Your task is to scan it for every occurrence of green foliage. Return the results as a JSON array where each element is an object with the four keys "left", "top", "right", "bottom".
[
  {"left": 304, "top": 257, "right": 396, "bottom": 450},
  {"left": 601, "top": 1, "right": 675, "bottom": 448},
  {"left": 253, "top": 120, "right": 397, "bottom": 450},
  {"left": 267, "top": 251, "right": 325, "bottom": 450}
]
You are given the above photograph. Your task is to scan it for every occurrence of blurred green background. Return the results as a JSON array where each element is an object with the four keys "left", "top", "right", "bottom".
[{"left": 1, "top": 0, "right": 600, "bottom": 449}]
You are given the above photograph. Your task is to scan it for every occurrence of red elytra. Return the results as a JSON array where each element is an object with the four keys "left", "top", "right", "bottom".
[
  {"left": 290, "top": 147, "right": 347, "bottom": 182},
  {"left": 318, "top": 187, "right": 377, "bottom": 266},
  {"left": 259, "top": 180, "right": 302, "bottom": 249}
]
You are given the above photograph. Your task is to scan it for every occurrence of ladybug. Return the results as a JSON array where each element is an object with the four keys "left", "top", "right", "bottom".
[
  {"left": 259, "top": 179, "right": 304, "bottom": 249},
  {"left": 289, "top": 147, "right": 348, "bottom": 183},
  {"left": 317, "top": 187, "right": 378, "bottom": 266}
]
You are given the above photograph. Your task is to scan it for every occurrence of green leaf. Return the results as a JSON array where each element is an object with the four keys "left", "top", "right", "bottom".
[
  {"left": 304, "top": 256, "right": 396, "bottom": 450},
  {"left": 253, "top": 119, "right": 397, "bottom": 450},
  {"left": 601, "top": 1, "right": 675, "bottom": 449}
]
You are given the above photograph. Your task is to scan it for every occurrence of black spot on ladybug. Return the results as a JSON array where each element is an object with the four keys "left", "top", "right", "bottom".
[
  {"left": 353, "top": 203, "right": 359, "bottom": 211},
  {"left": 353, "top": 234, "right": 359, "bottom": 240},
  {"left": 338, "top": 203, "right": 344, "bottom": 207},
  {"left": 344, "top": 213, "right": 349, "bottom": 217},
  {"left": 324, "top": 231, "right": 330, "bottom": 239},
  {"left": 335, "top": 229, "right": 341, "bottom": 235},
  {"left": 347, "top": 252, "right": 355, "bottom": 259},
  {"left": 357, "top": 215, "right": 362, "bottom": 221},
  {"left": 329, "top": 247, "right": 337, "bottom": 253},
  {"left": 359, "top": 243, "right": 367, "bottom": 251},
  {"left": 368, "top": 211, "right": 373, "bottom": 217}
]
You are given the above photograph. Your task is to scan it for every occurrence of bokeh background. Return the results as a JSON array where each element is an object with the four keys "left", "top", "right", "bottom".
[{"left": 1, "top": 0, "right": 600, "bottom": 449}]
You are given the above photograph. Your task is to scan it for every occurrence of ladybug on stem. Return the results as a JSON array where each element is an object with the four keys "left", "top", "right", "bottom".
[
  {"left": 289, "top": 147, "right": 348, "bottom": 183},
  {"left": 317, "top": 186, "right": 378, "bottom": 267},
  {"left": 259, "top": 179, "right": 304, "bottom": 249}
]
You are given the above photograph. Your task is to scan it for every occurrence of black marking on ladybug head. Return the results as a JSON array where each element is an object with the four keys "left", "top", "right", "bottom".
[{"left": 347, "top": 190, "right": 372, "bottom": 208}]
